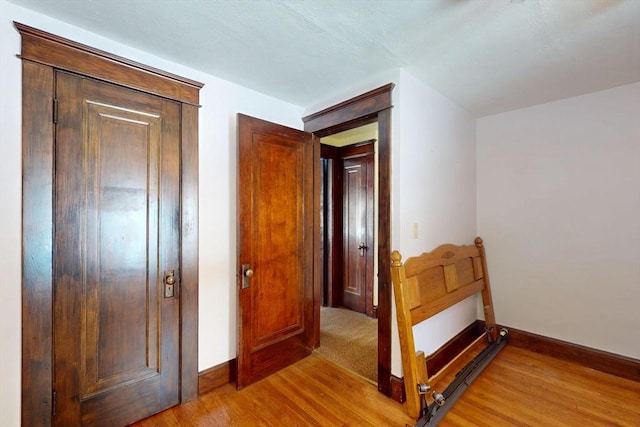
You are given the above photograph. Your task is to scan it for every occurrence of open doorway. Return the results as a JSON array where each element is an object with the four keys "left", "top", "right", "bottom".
[
  {"left": 303, "top": 83, "right": 394, "bottom": 396},
  {"left": 316, "top": 124, "right": 378, "bottom": 382},
  {"left": 236, "top": 84, "right": 394, "bottom": 395}
]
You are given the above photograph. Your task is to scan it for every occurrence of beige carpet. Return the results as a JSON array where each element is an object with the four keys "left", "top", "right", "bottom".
[{"left": 316, "top": 306, "right": 377, "bottom": 382}]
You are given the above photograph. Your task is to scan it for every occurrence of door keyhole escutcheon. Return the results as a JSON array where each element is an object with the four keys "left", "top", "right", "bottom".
[
  {"left": 164, "top": 270, "right": 176, "bottom": 298},
  {"left": 242, "top": 264, "right": 253, "bottom": 289}
]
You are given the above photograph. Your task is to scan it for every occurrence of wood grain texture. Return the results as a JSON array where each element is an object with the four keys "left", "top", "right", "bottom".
[
  {"left": 16, "top": 23, "right": 202, "bottom": 105},
  {"left": 506, "top": 325, "right": 640, "bottom": 382},
  {"left": 341, "top": 152, "right": 374, "bottom": 316},
  {"left": 302, "top": 84, "right": 394, "bottom": 133},
  {"left": 391, "top": 239, "right": 500, "bottom": 419},
  {"left": 428, "top": 332, "right": 489, "bottom": 388},
  {"left": 198, "top": 320, "right": 484, "bottom": 403},
  {"left": 427, "top": 320, "right": 485, "bottom": 377},
  {"left": 390, "top": 328, "right": 487, "bottom": 406},
  {"left": 389, "top": 319, "right": 486, "bottom": 404},
  {"left": 437, "top": 346, "right": 640, "bottom": 427},
  {"left": 375, "top": 107, "right": 393, "bottom": 396},
  {"left": 390, "top": 374, "right": 407, "bottom": 403},
  {"left": 198, "top": 360, "right": 237, "bottom": 396},
  {"left": 134, "top": 348, "right": 640, "bottom": 426},
  {"left": 392, "top": 319, "right": 639, "bottom": 408},
  {"left": 134, "top": 353, "right": 414, "bottom": 427},
  {"left": 19, "top": 25, "right": 201, "bottom": 425},
  {"left": 398, "top": 240, "right": 495, "bottom": 326},
  {"left": 180, "top": 103, "right": 200, "bottom": 402},
  {"left": 236, "top": 114, "right": 315, "bottom": 388},
  {"left": 475, "top": 237, "right": 497, "bottom": 340},
  {"left": 304, "top": 84, "right": 395, "bottom": 396},
  {"left": 21, "top": 60, "right": 54, "bottom": 427},
  {"left": 320, "top": 151, "right": 342, "bottom": 310},
  {"left": 391, "top": 248, "right": 424, "bottom": 418},
  {"left": 320, "top": 141, "right": 376, "bottom": 315},
  {"left": 312, "top": 133, "right": 322, "bottom": 349},
  {"left": 53, "top": 72, "right": 181, "bottom": 427}
]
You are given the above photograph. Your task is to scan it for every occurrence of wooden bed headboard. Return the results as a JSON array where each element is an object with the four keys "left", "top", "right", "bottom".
[{"left": 390, "top": 237, "right": 498, "bottom": 419}]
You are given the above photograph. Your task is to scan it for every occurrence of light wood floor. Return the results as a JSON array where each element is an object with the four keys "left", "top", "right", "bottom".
[
  {"left": 437, "top": 346, "right": 640, "bottom": 426},
  {"left": 133, "top": 346, "right": 640, "bottom": 426}
]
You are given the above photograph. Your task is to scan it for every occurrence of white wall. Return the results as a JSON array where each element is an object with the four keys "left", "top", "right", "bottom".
[
  {"left": 9, "top": 2, "right": 634, "bottom": 424},
  {"left": 0, "top": 2, "right": 304, "bottom": 425},
  {"left": 308, "top": 69, "right": 479, "bottom": 376},
  {"left": 0, "top": 2, "right": 23, "bottom": 426},
  {"left": 390, "top": 70, "right": 478, "bottom": 375},
  {"left": 477, "top": 83, "right": 640, "bottom": 358}
]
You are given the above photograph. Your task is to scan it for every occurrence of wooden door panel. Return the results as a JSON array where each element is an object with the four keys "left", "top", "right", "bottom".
[
  {"left": 253, "top": 138, "right": 305, "bottom": 346},
  {"left": 343, "top": 160, "right": 366, "bottom": 312},
  {"left": 237, "top": 114, "right": 315, "bottom": 388},
  {"left": 54, "top": 72, "right": 180, "bottom": 426},
  {"left": 83, "top": 100, "right": 161, "bottom": 398},
  {"left": 342, "top": 153, "right": 374, "bottom": 315}
]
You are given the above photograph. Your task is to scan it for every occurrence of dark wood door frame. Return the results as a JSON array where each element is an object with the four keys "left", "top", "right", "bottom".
[
  {"left": 303, "top": 83, "right": 394, "bottom": 396},
  {"left": 320, "top": 147, "right": 339, "bottom": 308},
  {"left": 17, "top": 23, "right": 202, "bottom": 425}
]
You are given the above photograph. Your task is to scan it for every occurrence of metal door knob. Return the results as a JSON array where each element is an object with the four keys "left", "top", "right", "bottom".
[
  {"left": 241, "top": 264, "right": 253, "bottom": 289},
  {"left": 165, "top": 273, "right": 176, "bottom": 285}
]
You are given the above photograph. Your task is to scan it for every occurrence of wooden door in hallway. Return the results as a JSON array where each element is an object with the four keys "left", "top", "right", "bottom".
[
  {"left": 53, "top": 72, "right": 181, "bottom": 426},
  {"left": 236, "top": 114, "right": 317, "bottom": 388},
  {"left": 342, "top": 151, "right": 374, "bottom": 316}
]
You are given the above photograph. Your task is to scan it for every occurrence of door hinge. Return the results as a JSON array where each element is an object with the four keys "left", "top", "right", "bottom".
[
  {"left": 51, "top": 390, "right": 57, "bottom": 417},
  {"left": 53, "top": 98, "right": 58, "bottom": 124}
]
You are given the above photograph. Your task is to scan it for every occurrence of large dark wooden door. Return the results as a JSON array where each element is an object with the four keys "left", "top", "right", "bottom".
[
  {"left": 53, "top": 72, "right": 181, "bottom": 426},
  {"left": 342, "top": 153, "right": 374, "bottom": 315},
  {"left": 237, "top": 114, "right": 315, "bottom": 389}
]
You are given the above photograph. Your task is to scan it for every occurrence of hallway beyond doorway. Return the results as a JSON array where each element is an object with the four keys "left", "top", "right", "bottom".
[{"left": 316, "top": 306, "right": 377, "bottom": 382}]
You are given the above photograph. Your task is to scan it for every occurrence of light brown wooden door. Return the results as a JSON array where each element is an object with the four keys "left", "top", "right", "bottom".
[
  {"left": 342, "top": 153, "right": 374, "bottom": 315},
  {"left": 53, "top": 72, "right": 181, "bottom": 426},
  {"left": 237, "top": 114, "right": 315, "bottom": 388}
]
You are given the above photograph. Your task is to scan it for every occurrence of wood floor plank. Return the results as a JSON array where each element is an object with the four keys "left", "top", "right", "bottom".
[
  {"left": 274, "top": 365, "right": 361, "bottom": 425},
  {"left": 290, "top": 356, "right": 410, "bottom": 426},
  {"left": 133, "top": 353, "right": 412, "bottom": 426},
  {"left": 440, "top": 346, "right": 640, "bottom": 427},
  {"left": 133, "top": 346, "right": 640, "bottom": 426}
]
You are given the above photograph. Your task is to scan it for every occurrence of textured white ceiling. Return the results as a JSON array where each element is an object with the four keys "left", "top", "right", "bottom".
[{"left": 9, "top": 0, "right": 640, "bottom": 117}]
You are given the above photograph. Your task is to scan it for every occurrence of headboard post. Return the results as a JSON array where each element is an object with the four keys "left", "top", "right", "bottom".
[
  {"left": 475, "top": 237, "right": 497, "bottom": 341},
  {"left": 391, "top": 250, "right": 425, "bottom": 418}
]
